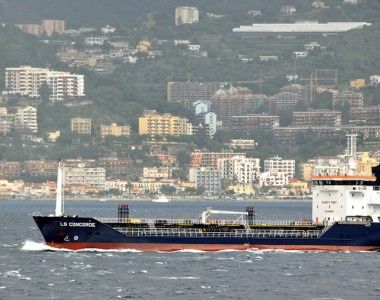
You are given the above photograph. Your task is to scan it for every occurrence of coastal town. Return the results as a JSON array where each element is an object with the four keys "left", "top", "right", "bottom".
[{"left": 0, "top": 2, "right": 379, "bottom": 200}]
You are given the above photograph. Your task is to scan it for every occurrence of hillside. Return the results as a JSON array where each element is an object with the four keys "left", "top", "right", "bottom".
[{"left": 0, "top": 25, "right": 56, "bottom": 87}]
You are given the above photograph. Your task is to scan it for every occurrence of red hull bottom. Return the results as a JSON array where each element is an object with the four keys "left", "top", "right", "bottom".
[{"left": 47, "top": 242, "right": 380, "bottom": 252}]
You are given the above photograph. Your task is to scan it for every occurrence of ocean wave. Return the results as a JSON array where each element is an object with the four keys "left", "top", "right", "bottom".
[{"left": 20, "top": 240, "right": 56, "bottom": 251}]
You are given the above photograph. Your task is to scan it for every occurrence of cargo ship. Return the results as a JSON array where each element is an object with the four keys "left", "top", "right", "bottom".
[{"left": 33, "top": 161, "right": 380, "bottom": 251}]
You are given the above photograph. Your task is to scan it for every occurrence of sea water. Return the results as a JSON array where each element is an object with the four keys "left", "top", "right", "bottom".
[{"left": 0, "top": 200, "right": 379, "bottom": 299}]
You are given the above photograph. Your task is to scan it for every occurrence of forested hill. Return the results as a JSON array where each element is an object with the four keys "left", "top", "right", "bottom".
[{"left": 1, "top": 0, "right": 376, "bottom": 27}]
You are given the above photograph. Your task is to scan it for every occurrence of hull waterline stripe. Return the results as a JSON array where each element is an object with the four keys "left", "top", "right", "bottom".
[{"left": 46, "top": 242, "right": 380, "bottom": 252}]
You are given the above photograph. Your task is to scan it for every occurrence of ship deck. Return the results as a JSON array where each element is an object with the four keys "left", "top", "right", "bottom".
[{"left": 96, "top": 217, "right": 326, "bottom": 238}]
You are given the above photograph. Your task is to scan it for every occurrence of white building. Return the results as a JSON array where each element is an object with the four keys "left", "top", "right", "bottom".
[
  {"left": 313, "top": 156, "right": 344, "bottom": 176},
  {"left": 304, "top": 42, "right": 321, "bottom": 50},
  {"left": 101, "top": 25, "right": 116, "bottom": 34},
  {"left": 175, "top": 6, "right": 199, "bottom": 26},
  {"left": 143, "top": 167, "right": 172, "bottom": 179},
  {"left": 343, "top": 0, "right": 358, "bottom": 4},
  {"left": 281, "top": 5, "right": 297, "bottom": 15},
  {"left": 65, "top": 165, "right": 106, "bottom": 188},
  {"left": 218, "top": 156, "right": 260, "bottom": 184},
  {"left": 370, "top": 75, "right": 380, "bottom": 86},
  {"left": 312, "top": 1, "right": 326, "bottom": 8},
  {"left": 247, "top": 10, "right": 262, "bottom": 17},
  {"left": 189, "top": 167, "right": 221, "bottom": 194},
  {"left": 264, "top": 156, "right": 295, "bottom": 179},
  {"left": 4, "top": 66, "right": 85, "bottom": 102},
  {"left": 233, "top": 22, "right": 371, "bottom": 35},
  {"left": 47, "top": 71, "right": 85, "bottom": 101},
  {"left": 188, "top": 44, "right": 201, "bottom": 51},
  {"left": 259, "top": 56, "right": 278, "bottom": 62},
  {"left": 259, "top": 171, "right": 289, "bottom": 187},
  {"left": 174, "top": 40, "right": 190, "bottom": 46},
  {"left": 14, "top": 106, "right": 37, "bottom": 133},
  {"left": 293, "top": 51, "right": 308, "bottom": 58},
  {"left": 229, "top": 139, "right": 256, "bottom": 150},
  {"left": 84, "top": 36, "right": 108, "bottom": 46}
]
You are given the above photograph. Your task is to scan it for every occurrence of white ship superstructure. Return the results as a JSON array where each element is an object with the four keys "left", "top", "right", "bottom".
[{"left": 312, "top": 175, "right": 380, "bottom": 224}]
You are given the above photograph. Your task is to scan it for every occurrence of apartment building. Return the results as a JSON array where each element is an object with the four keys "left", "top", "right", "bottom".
[
  {"left": 292, "top": 110, "right": 341, "bottom": 127},
  {"left": 259, "top": 171, "right": 289, "bottom": 187},
  {"left": 274, "top": 125, "right": 380, "bottom": 144},
  {"left": 138, "top": 112, "right": 192, "bottom": 136},
  {"left": 24, "top": 160, "right": 58, "bottom": 177},
  {"left": 100, "top": 123, "right": 131, "bottom": 138},
  {"left": 14, "top": 106, "right": 37, "bottom": 133},
  {"left": 229, "top": 139, "right": 256, "bottom": 150},
  {"left": 0, "top": 107, "right": 12, "bottom": 134},
  {"left": 0, "top": 161, "right": 22, "bottom": 179},
  {"left": 175, "top": 6, "right": 199, "bottom": 26},
  {"left": 218, "top": 156, "right": 260, "bottom": 184},
  {"left": 231, "top": 114, "right": 279, "bottom": 133},
  {"left": 189, "top": 167, "right": 221, "bottom": 194},
  {"left": 211, "top": 87, "right": 267, "bottom": 128},
  {"left": 143, "top": 167, "right": 172, "bottom": 179},
  {"left": 4, "top": 66, "right": 85, "bottom": 101},
  {"left": 350, "top": 106, "right": 380, "bottom": 125},
  {"left": 41, "top": 19, "right": 65, "bottom": 36},
  {"left": 16, "top": 24, "right": 43, "bottom": 36},
  {"left": 70, "top": 117, "right": 92, "bottom": 135},
  {"left": 190, "top": 151, "right": 244, "bottom": 169},
  {"left": 98, "top": 157, "right": 133, "bottom": 177},
  {"left": 332, "top": 91, "right": 364, "bottom": 108},
  {"left": 268, "top": 91, "right": 301, "bottom": 114},
  {"left": 167, "top": 81, "right": 221, "bottom": 106},
  {"left": 16, "top": 19, "right": 65, "bottom": 36},
  {"left": 64, "top": 165, "right": 106, "bottom": 188},
  {"left": 264, "top": 156, "right": 295, "bottom": 179}
]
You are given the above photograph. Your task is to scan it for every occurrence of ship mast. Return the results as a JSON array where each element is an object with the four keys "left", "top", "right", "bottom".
[{"left": 55, "top": 161, "right": 65, "bottom": 217}]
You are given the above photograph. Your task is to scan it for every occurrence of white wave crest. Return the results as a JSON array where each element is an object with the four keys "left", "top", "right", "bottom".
[{"left": 20, "top": 240, "right": 54, "bottom": 251}]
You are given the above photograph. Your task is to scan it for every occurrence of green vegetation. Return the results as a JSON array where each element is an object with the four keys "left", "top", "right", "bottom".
[{"left": 0, "top": 0, "right": 378, "bottom": 166}]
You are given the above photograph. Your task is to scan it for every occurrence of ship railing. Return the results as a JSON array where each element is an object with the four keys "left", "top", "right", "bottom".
[
  {"left": 96, "top": 217, "right": 314, "bottom": 227},
  {"left": 115, "top": 227, "right": 322, "bottom": 239}
]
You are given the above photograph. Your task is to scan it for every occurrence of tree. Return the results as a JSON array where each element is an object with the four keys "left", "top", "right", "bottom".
[
  {"left": 39, "top": 83, "right": 52, "bottom": 103},
  {"left": 176, "top": 150, "right": 190, "bottom": 168},
  {"left": 279, "top": 110, "right": 292, "bottom": 126},
  {"left": 160, "top": 184, "right": 177, "bottom": 195},
  {"left": 311, "top": 91, "right": 333, "bottom": 109}
]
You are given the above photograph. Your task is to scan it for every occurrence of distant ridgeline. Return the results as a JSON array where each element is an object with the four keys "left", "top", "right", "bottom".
[{"left": 0, "top": 0, "right": 351, "bottom": 26}]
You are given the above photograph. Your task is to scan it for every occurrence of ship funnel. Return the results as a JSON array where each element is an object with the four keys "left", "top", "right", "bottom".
[{"left": 372, "top": 164, "right": 380, "bottom": 183}]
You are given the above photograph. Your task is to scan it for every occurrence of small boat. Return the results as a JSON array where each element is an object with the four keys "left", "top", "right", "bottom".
[{"left": 152, "top": 195, "right": 170, "bottom": 203}]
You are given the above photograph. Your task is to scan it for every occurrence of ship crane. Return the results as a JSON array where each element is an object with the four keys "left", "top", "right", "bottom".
[{"left": 201, "top": 208, "right": 248, "bottom": 224}]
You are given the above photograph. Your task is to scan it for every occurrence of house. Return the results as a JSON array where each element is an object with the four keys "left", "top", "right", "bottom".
[
  {"left": 174, "top": 40, "right": 190, "bottom": 46},
  {"left": 370, "top": 75, "right": 380, "bottom": 86},
  {"left": 101, "top": 25, "right": 116, "bottom": 34},
  {"left": 281, "top": 5, "right": 296, "bottom": 15},
  {"left": 247, "top": 10, "right": 262, "bottom": 17},
  {"left": 293, "top": 51, "right": 308, "bottom": 58},
  {"left": 188, "top": 44, "right": 201, "bottom": 51},
  {"left": 350, "top": 79, "right": 366, "bottom": 89},
  {"left": 259, "top": 56, "right": 279, "bottom": 62},
  {"left": 312, "top": 1, "right": 326, "bottom": 8}
]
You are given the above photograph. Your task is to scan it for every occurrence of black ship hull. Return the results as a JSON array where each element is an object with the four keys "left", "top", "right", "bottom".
[{"left": 33, "top": 216, "right": 380, "bottom": 251}]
